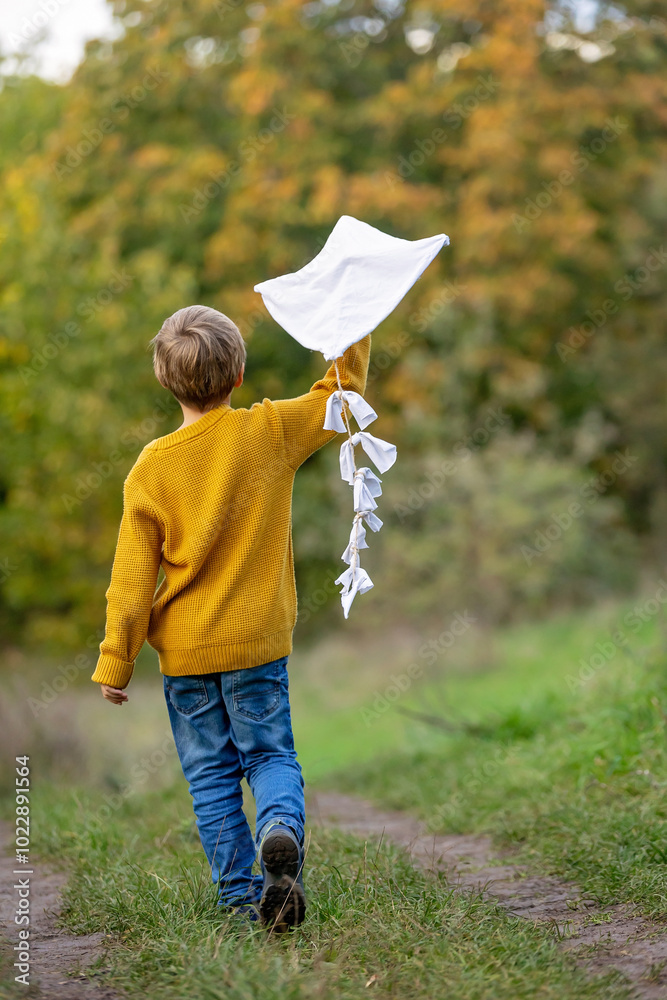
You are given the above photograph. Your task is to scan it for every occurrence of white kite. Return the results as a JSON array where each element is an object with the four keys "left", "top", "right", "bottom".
[{"left": 254, "top": 214, "right": 449, "bottom": 617}]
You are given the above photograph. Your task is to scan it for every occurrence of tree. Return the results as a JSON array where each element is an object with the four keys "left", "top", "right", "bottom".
[{"left": 0, "top": 0, "right": 664, "bottom": 649}]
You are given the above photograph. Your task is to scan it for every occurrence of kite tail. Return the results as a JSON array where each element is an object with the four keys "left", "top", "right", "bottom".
[{"left": 332, "top": 358, "right": 396, "bottom": 618}]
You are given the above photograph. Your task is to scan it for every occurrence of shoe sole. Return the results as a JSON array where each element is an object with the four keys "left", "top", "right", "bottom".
[
  {"left": 260, "top": 831, "right": 305, "bottom": 931},
  {"left": 260, "top": 876, "right": 306, "bottom": 932},
  {"left": 262, "top": 830, "right": 300, "bottom": 878}
]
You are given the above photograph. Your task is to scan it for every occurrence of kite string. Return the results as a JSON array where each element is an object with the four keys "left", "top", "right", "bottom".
[
  {"left": 334, "top": 358, "right": 362, "bottom": 580},
  {"left": 333, "top": 358, "right": 355, "bottom": 444}
]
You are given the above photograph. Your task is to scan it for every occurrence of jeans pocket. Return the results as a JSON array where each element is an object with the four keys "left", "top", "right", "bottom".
[
  {"left": 165, "top": 675, "right": 209, "bottom": 715},
  {"left": 232, "top": 659, "right": 284, "bottom": 721}
]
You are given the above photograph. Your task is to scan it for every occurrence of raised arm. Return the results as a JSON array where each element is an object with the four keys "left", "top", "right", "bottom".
[
  {"left": 91, "top": 479, "right": 163, "bottom": 690},
  {"left": 261, "top": 334, "right": 371, "bottom": 470}
]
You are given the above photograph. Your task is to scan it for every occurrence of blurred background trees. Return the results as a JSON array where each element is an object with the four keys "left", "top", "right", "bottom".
[{"left": 0, "top": 0, "right": 665, "bottom": 652}]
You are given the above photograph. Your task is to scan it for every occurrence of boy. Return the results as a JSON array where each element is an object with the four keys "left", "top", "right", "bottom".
[{"left": 91, "top": 304, "right": 371, "bottom": 930}]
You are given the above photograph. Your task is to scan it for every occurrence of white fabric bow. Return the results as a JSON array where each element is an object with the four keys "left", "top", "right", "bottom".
[
  {"left": 360, "top": 510, "right": 383, "bottom": 532},
  {"left": 353, "top": 467, "right": 382, "bottom": 512},
  {"left": 335, "top": 563, "right": 374, "bottom": 619},
  {"left": 341, "top": 517, "right": 369, "bottom": 564},
  {"left": 324, "top": 390, "right": 378, "bottom": 433},
  {"left": 339, "top": 432, "right": 397, "bottom": 483}
]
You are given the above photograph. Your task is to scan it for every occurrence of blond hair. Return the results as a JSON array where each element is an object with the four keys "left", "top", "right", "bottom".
[{"left": 150, "top": 305, "right": 246, "bottom": 410}]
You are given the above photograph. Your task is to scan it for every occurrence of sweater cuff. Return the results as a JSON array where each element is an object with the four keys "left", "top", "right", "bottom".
[{"left": 91, "top": 654, "right": 134, "bottom": 689}]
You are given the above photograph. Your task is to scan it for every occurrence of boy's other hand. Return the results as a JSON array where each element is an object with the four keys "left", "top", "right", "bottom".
[{"left": 101, "top": 684, "right": 128, "bottom": 705}]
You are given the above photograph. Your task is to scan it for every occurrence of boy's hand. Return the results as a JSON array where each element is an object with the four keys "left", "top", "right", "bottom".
[{"left": 101, "top": 684, "right": 129, "bottom": 705}]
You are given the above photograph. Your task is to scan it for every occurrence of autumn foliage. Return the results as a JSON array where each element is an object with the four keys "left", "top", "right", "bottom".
[{"left": 0, "top": 0, "right": 665, "bottom": 650}]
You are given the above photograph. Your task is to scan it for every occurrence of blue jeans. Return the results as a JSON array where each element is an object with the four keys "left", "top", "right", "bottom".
[{"left": 163, "top": 656, "right": 305, "bottom": 907}]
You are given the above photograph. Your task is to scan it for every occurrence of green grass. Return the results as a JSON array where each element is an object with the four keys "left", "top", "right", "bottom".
[
  {"left": 4, "top": 591, "right": 667, "bottom": 997},
  {"left": 285, "top": 592, "right": 667, "bottom": 781},
  {"left": 5, "top": 590, "right": 663, "bottom": 789},
  {"left": 330, "top": 603, "right": 667, "bottom": 920},
  {"left": 0, "top": 946, "right": 28, "bottom": 1000},
  {"left": 19, "top": 782, "right": 631, "bottom": 1000}
]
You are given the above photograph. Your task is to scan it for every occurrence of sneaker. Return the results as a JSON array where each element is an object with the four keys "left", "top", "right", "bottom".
[{"left": 258, "top": 825, "right": 306, "bottom": 932}]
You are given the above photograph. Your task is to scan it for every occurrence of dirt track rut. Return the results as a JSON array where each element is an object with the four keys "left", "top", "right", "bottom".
[
  {"left": 4, "top": 795, "right": 667, "bottom": 999},
  {"left": 311, "top": 791, "right": 667, "bottom": 999},
  {"left": 0, "top": 821, "right": 118, "bottom": 998}
]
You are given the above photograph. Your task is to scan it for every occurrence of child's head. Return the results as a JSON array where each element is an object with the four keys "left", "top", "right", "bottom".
[{"left": 150, "top": 305, "right": 246, "bottom": 411}]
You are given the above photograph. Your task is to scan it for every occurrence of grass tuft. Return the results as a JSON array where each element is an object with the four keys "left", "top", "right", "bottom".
[{"left": 18, "top": 782, "right": 632, "bottom": 1000}]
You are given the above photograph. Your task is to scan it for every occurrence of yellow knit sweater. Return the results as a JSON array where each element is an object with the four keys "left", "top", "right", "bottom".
[{"left": 91, "top": 334, "right": 371, "bottom": 689}]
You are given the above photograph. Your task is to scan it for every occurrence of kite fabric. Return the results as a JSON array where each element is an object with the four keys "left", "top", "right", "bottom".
[
  {"left": 253, "top": 214, "right": 449, "bottom": 361},
  {"left": 254, "top": 214, "right": 450, "bottom": 617}
]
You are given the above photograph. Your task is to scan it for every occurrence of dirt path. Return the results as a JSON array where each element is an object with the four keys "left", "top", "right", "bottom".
[
  {"left": 4, "top": 794, "right": 667, "bottom": 999},
  {"left": 311, "top": 791, "right": 667, "bottom": 999},
  {"left": 0, "top": 821, "right": 120, "bottom": 999}
]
